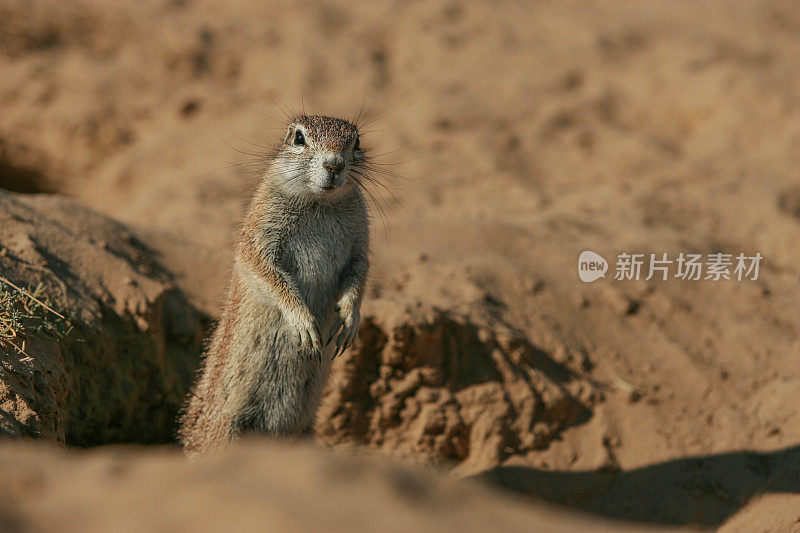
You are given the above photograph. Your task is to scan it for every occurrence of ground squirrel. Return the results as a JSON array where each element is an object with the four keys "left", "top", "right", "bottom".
[{"left": 179, "top": 115, "right": 370, "bottom": 458}]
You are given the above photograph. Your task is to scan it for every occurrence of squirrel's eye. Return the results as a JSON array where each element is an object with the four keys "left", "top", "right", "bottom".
[
  {"left": 293, "top": 130, "right": 305, "bottom": 146},
  {"left": 354, "top": 136, "right": 360, "bottom": 151}
]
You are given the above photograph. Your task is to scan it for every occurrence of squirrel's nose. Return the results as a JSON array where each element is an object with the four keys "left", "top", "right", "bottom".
[{"left": 323, "top": 155, "right": 345, "bottom": 174}]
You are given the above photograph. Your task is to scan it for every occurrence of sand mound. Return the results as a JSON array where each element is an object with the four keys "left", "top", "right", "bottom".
[
  {"left": 0, "top": 190, "right": 202, "bottom": 444},
  {"left": 0, "top": 440, "right": 666, "bottom": 533},
  {"left": 319, "top": 303, "right": 594, "bottom": 473}
]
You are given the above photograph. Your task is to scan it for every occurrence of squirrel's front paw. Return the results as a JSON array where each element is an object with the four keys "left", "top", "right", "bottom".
[
  {"left": 327, "top": 300, "right": 360, "bottom": 359},
  {"left": 289, "top": 311, "right": 322, "bottom": 357}
]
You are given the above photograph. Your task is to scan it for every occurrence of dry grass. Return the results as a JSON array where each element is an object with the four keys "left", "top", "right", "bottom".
[{"left": 0, "top": 276, "right": 73, "bottom": 356}]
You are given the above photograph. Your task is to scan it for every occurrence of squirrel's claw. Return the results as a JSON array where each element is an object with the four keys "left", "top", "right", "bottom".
[
  {"left": 294, "top": 316, "right": 322, "bottom": 357},
  {"left": 332, "top": 315, "right": 359, "bottom": 359},
  {"left": 345, "top": 321, "right": 359, "bottom": 351},
  {"left": 334, "top": 329, "right": 346, "bottom": 358},
  {"left": 326, "top": 318, "right": 343, "bottom": 346}
]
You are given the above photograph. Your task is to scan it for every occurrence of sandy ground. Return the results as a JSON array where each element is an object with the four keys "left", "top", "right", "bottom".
[
  {"left": 1, "top": 0, "right": 799, "bottom": 530},
  {"left": 2, "top": 440, "right": 676, "bottom": 533}
]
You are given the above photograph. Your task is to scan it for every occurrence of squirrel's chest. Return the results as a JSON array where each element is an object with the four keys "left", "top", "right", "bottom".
[{"left": 280, "top": 215, "right": 354, "bottom": 291}]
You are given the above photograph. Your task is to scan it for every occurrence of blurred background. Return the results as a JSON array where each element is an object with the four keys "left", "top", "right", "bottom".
[{"left": 0, "top": 0, "right": 799, "bottom": 531}]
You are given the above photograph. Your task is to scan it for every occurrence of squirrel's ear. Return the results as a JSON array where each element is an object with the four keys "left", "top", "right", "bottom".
[{"left": 284, "top": 126, "right": 294, "bottom": 144}]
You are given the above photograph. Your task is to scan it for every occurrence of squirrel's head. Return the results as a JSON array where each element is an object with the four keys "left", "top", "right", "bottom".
[{"left": 274, "top": 115, "right": 363, "bottom": 198}]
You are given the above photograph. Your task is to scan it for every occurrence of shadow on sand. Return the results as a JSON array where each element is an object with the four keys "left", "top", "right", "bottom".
[{"left": 475, "top": 445, "right": 800, "bottom": 528}]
